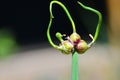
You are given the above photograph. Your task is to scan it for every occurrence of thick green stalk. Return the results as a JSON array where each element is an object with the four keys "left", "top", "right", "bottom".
[{"left": 72, "top": 51, "right": 79, "bottom": 80}]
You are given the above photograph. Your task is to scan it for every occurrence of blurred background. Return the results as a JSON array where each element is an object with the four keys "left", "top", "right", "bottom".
[{"left": 0, "top": 0, "right": 120, "bottom": 80}]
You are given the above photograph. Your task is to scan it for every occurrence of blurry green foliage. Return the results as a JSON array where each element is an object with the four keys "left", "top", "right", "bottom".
[{"left": 0, "top": 29, "right": 17, "bottom": 57}]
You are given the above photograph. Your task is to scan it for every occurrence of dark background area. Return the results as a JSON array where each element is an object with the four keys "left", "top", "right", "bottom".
[
  {"left": 1, "top": 1, "right": 120, "bottom": 80},
  {"left": 0, "top": 0, "right": 107, "bottom": 47}
]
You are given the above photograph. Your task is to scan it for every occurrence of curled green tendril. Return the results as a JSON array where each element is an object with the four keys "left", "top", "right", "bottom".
[
  {"left": 47, "top": 0, "right": 76, "bottom": 49},
  {"left": 47, "top": 1, "right": 102, "bottom": 80},
  {"left": 77, "top": 1, "right": 102, "bottom": 42},
  {"left": 50, "top": 1, "right": 76, "bottom": 32},
  {"left": 47, "top": 0, "right": 102, "bottom": 51}
]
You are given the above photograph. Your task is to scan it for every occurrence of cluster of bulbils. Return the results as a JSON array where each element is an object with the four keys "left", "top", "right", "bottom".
[
  {"left": 47, "top": 1, "right": 102, "bottom": 55},
  {"left": 57, "top": 32, "right": 94, "bottom": 54}
]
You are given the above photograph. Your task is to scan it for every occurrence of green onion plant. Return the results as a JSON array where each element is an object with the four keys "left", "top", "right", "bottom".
[{"left": 47, "top": 0, "right": 102, "bottom": 80}]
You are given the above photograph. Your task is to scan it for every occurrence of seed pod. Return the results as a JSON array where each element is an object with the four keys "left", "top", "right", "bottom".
[
  {"left": 60, "top": 40, "right": 74, "bottom": 54},
  {"left": 70, "top": 33, "right": 81, "bottom": 45},
  {"left": 76, "top": 40, "right": 88, "bottom": 54}
]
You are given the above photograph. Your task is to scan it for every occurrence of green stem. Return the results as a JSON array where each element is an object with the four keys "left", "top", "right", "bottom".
[
  {"left": 77, "top": 1, "right": 102, "bottom": 42},
  {"left": 56, "top": 32, "right": 64, "bottom": 42},
  {"left": 50, "top": 1, "right": 76, "bottom": 32},
  {"left": 72, "top": 51, "right": 79, "bottom": 80},
  {"left": 47, "top": 15, "right": 59, "bottom": 49},
  {"left": 47, "top": 0, "right": 77, "bottom": 49}
]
